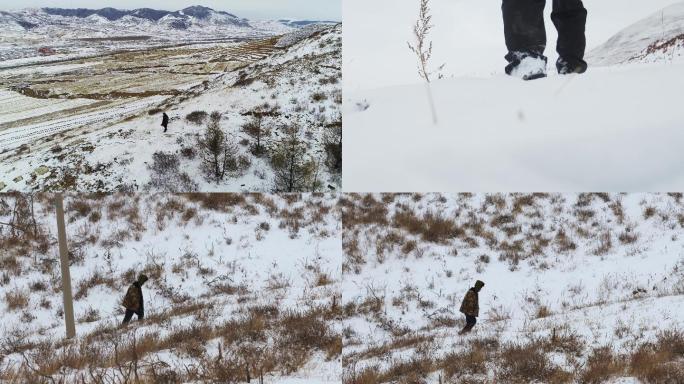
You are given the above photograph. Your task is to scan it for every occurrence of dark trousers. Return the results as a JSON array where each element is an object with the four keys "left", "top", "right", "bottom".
[
  {"left": 122, "top": 308, "right": 143, "bottom": 324},
  {"left": 162, "top": 124, "right": 168, "bottom": 133},
  {"left": 502, "top": 0, "right": 587, "bottom": 63},
  {"left": 460, "top": 315, "right": 477, "bottom": 334}
]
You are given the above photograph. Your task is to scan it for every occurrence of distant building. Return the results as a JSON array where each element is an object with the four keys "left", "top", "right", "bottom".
[{"left": 38, "top": 47, "right": 56, "bottom": 56}]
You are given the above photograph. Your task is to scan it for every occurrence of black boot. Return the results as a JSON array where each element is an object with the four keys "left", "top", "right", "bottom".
[
  {"left": 551, "top": 0, "right": 587, "bottom": 69},
  {"left": 556, "top": 57, "right": 588, "bottom": 74},
  {"left": 505, "top": 51, "right": 548, "bottom": 80},
  {"left": 458, "top": 324, "right": 475, "bottom": 335}
]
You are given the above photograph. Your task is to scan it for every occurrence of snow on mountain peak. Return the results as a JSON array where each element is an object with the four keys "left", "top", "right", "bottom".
[
  {"left": 0, "top": 5, "right": 308, "bottom": 39},
  {"left": 589, "top": 1, "right": 684, "bottom": 65}
]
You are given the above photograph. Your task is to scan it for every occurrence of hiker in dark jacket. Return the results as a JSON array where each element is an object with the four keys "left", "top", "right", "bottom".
[
  {"left": 458, "top": 280, "right": 485, "bottom": 335},
  {"left": 161, "top": 112, "right": 169, "bottom": 133},
  {"left": 502, "top": 0, "right": 588, "bottom": 80},
  {"left": 122, "top": 274, "right": 148, "bottom": 324}
]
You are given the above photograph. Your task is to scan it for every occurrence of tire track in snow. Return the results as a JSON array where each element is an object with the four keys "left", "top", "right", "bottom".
[{"left": 0, "top": 96, "right": 167, "bottom": 152}]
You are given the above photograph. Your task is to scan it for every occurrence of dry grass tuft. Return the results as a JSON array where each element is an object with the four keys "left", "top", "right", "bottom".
[
  {"left": 393, "top": 209, "right": 461, "bottom": 244},
  {"left": 5, "top": 289, "right": 29, "bottom": 311},
  {"left": 580, "top": 346, "right": 625, "bottom": 384}
]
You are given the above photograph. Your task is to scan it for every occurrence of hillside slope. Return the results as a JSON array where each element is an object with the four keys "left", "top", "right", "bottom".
[
  {"left": 0, "top": 24, "right": 342, "bottom": 193},
  {"left": 0, "top": 6, "right": 279, "bottom": 41},
  {"left": 0, "top": 193, "right": 342, "bottom": 383},
  {"left": 342, "top": 193, "right": 684, "bottom": 383},
  {"left": 589, "top": 2, "right": 684, "bottom": 65}
]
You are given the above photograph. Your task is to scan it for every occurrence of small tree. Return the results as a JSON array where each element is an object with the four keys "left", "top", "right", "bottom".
[
  {"left": 198, "top": 112, "right": 238, "bottom": 183},
  {"left": 407, "top": 0, "right": 443, "bottom": 124},
  {"left": 271, "top": 125, "right": 315, "bottom": 192},
  {"left": 242, "top": 113, "right": 268, "bottom": 156},
  {"left": 146, "top": 151, "right": 198, "bottom": 192},
  {"left": 323, "top": 116, "right": 342, "bottom": 174}
]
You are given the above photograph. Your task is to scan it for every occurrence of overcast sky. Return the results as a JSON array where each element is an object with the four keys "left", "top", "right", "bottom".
[{"left": 4, "top": 0, "right": 341, "bottom": 20}]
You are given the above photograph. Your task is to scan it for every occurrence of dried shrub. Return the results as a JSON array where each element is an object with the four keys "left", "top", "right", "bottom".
[
  {"left": 74, "top": 270, "right": 116, "bottom": 300},
  {"left": 147, "top": 151, "right": 198, "bottom": 192},
  {"left": 441, "top": 345, "right": 488, "bottom": 379},
  {"left": 5, "top": 289, "right": 29, "bottom": 311},
  {"left": 497, "top": 341, "right": 560, "bottom": 383},
  {"left": 186, "top": 111, "right": 209, "bottom": 125},
  {"left": 78, "top": 307, "right": 100, "bottom": 323},
  {"left": 629, "top": 330, "right": 684, "bottom": 383},
  {"left": 580, "top": 346, "right": 624, "bottom": 384},
  {"left": 393, "top": 209, "right": 460, "bottom": 244},
  {"left": 643, "top": 206, "right": 657, "bottom": 220},
  {"left": 185, "top": 193, "right": 246, "bottom": 211}
]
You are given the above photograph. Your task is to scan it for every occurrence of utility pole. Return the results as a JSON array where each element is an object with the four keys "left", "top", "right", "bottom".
[{"left": 55, "top": 194, "right": 76, "bottom": 339}]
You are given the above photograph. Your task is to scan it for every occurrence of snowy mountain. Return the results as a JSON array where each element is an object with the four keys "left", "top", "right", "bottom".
[
  {"left": 589, "top": 2, "right": 684, "bottom": 65},
  {"left": 279, "top": 19, "right": 340, "bottom": 28},
  {"left": 0, "top": 193, "right": 342, "bottom": 383},
  {"left": 342, "top": 193, "right": 684, "bottom": 383},
  {"left": 0, "top": 5, "right": 327, "bottom": 42},
  {"left": 0, "top": 6, "right": 339, "bottom": 38},
  {"left": 12, "top": 5, "right": 249, "bottom": 29}
]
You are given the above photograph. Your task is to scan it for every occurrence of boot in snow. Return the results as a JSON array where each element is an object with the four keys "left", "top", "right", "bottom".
[
  {"left": 556, "top": 57, "right": 588, "bottom": 75},
  {"left": 505, "top": 51, "right": 547, "bottom": 81}
]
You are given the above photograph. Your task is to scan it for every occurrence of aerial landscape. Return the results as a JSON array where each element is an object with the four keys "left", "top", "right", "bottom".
[{"left": 0, "top": 5, "right": 341, "bottom": 193}]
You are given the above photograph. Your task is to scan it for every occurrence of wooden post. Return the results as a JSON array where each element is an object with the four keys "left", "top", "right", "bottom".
[{"left": 55, "top": 194, "right": 76, "bottom": 339}]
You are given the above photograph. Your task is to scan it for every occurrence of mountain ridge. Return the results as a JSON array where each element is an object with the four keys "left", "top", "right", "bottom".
[{"left": 1, "top": 5, "right": 337, "bottom": 32}]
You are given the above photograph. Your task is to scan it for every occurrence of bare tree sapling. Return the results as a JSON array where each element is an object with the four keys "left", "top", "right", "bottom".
[{"left": 407, "top": 0, "right": 444, "bottom": 124}]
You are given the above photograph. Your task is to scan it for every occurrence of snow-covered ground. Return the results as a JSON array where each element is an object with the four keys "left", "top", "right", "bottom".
[
  {"left": 0, "top": 24, "right": 342, "bottom": 193},
  {"left": 343, "top": 0, "right": 684, "bottom": 192},
  {"left": 0, "top": 193, "right": 342, "bottom": 383},
  {"left": 342, "top": 192, "right": 684, "bottom": 383}
]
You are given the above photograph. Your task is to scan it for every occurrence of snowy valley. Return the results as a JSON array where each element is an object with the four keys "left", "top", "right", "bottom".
[{"left": 0, "top": 6, "right": 341, "bottom": 194}]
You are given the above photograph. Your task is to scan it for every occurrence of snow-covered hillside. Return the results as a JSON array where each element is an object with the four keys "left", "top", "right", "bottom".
[
  {"left": 0, "top": 6, "right": 281, "bottom": 43},
  {"left": 589, "top": 2, "right": 684, "bottom": 65},
  {"left": 0, "top": 193, "right": 341, "bottom": 383},
  {"left": 343, "top": 0, "right": 684, "bottom": 192},
  {"left": 342, "top": 193, "right": 684, "bottom": 383},
  {"left": 0, "top": 24, "right": 342, "bottom": 193}
]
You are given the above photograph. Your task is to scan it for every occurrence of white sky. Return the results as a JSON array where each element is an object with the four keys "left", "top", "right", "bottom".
[{"left": 3, "top": 0, "right": 341, "bottom": 21}]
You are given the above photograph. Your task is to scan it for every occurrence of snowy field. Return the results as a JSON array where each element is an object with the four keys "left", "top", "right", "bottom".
[
  {"left": 0, "top": 24, "right": 342, "bottom": 193},
  {"left": 343, "top": 0, "right": 684, "bottom": 192},
  {"left": 0, "top": 193, "right": 342, "bottom": 383},
  {"left": 341, "top": 193, "right": 684, "bottom": 383}
]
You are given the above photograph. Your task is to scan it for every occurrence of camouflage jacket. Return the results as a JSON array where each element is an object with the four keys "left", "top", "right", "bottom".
[
  {"left": 459, "top": 288, "right": 479, "bottom": 317},
  {"left": 122, "top": 282, "right": 144, "bottom": 311}
]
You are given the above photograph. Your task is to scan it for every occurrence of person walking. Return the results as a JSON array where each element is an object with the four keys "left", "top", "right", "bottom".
[
  {"left": 121, "top": 274, "right": 148, "bottom": 324},
  {"left": 161, "top": 112, "right": 169, "bottom": 133},
  {"left": 502, "top": 0, "right": 588, "bottom": 80},
  {"left": 458, "top": 280, "right": 485, "bottom": 335}
]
